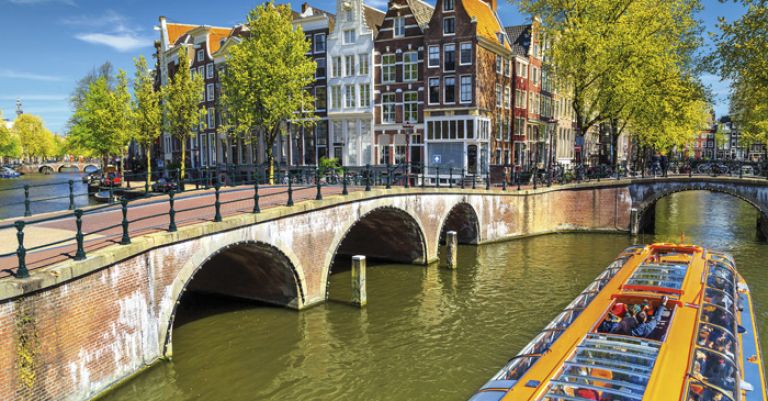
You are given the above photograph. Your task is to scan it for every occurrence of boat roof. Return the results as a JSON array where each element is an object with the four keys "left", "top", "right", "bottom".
[{"left": 488, "top": 244, "right": 750, "bottom": 401}]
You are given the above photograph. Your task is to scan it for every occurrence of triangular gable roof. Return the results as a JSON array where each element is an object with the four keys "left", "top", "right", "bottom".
[
  {"left": 363, "top": 4, "right": 386, "bottom": 36},
  {"left": 461, "top": 0, "right": 510, "bottom": 51},
  {"left": 407, "top": 0, "right": 434, "bottom": 29},
  {"left": 505, "top": 24, "right": 531, "bottom": 56}
]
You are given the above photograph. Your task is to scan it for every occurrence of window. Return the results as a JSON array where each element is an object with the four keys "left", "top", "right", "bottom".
[
  {"left": 359, "top": 84, "right": 370, "bottom": 107},
  {"left": 206, "top": 83, "right": 215, "bottom": 101},
  {"left": 197, "top": 50, "right": 204, "bottom": 62},
  {"left": 382, "top": 54, "right": 396, "bottom": 83},
  {"left": 331, "top": 85, "right": 341, "bottom": 109},
  {"left": 198, "top": 66, "right": 204, "bottom": 76},
  {"left": 332, "top": 57, "right": 341, "bottom": 77},
  {"left": 206, "top": 63, "right": 214, "bottom": 79},
  {"left": 444, "top": 76, "right": 455, "bottom": 103},
  {"left": 403, "top": 51, "right": 418, "bottom": 81},
  {"left": 496, "top": 56, "right": 502, "bottom": 73},
  {"left": 394, "top": 16, "right": 405, "bottom": 37},
  {"left": 516, "top": 90, "right": 526, "bottom": 108},
  {"left": 382, "top": 93, "right": 396, "bottom": 123},
  {"left": 515, "top": 118, "right": 525, "bottom": 136},
  {"left": 443, "top": 17, "right": 455, "bottom": 35},
  {"left": 316, "top": 58, "right": 326, "bottom": 78},
  {"left": 528, "top": 92, "right": 533, "bottom": 112},
  {"left": 207, "top": 107, "right": 215, "bottom": 129},
  {"left": 496, "top": 84, "right": 502, "bottom": 107},
  {"left": 504, "top": 59, "right": 511, "bottom": 77},
  {"left": 345, "top": 55, "right": 355, "bottom": 76},
  {"left": 460, "top": 42, "right": 472, "bottom": 65},
  {"left": 532, "top": 67, "right": 539, "bottom": 85},
  {"left": 344, "top": 85, "right": 356, "bottom": 108},
  {"left": 460, "top": 76, "right": 472, "bottom": 103},
  {"left": 428, "top": 77, "right": 440, "bottom": 104},
  {"left": 444, "top": 44, "right": 456, "bottom": 71},
  {"left": 315, "top": 33, "right": 326, "bottom": 53},
  {"left": 403, "top": 91, "right": 418, "bottom": 123},
  {"left": 358, "top": 54, "right": 369, "bottom": 75},
  {"left": 428, "top": 46, "right": 440, "bottom": 68},
  {"left": 504, "top": 86, "right": 511, "bottom": 109},
  {"left": 344, "top": 29, "right": 356, "bottom": 44},
  {"left": 444, "top": 0, "right": 454, "bottom": 11},
  {"left": 315, "top": 86, "right": 327, "bottom": 110}
]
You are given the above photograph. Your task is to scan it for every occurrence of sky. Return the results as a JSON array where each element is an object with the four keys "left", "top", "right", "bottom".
[{"left": 0, "top": 0, "right": 745, "bottom": 134}]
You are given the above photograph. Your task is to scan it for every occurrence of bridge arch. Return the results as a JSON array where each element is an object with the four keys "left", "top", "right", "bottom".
[
  {"left": 160, "top": 239, "right": 306, "bottom": 357},
  {"left": 83, "top": 164, "right": 99, "bottom": 173},
  {"left": 323, "top": 205, "right": 428, "bottom": 296},
  {"left": 38, "top": 165, "right": 55, "bottom": 174},
  {"left": 58, "top": 165, "right": 79, "bottom": 173},
  {"left": 438, "top": 202, "right": 481, "bottom": 245}
]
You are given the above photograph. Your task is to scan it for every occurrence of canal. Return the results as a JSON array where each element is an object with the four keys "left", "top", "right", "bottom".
[
  {"left": 0, "top": 173, "right": 98, "bottom": 220},
  {"left": 99, "top": 190, "right": 767, "bottom": 401}
]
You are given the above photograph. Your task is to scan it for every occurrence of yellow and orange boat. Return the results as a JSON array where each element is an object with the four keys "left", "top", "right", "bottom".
[{"left": 470, "top": 243, "right": 766, "bottom": 401}]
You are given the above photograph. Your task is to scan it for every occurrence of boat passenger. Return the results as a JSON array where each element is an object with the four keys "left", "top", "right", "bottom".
[{"left": 627, "top": 296, "right": 668, "bottom": 338}]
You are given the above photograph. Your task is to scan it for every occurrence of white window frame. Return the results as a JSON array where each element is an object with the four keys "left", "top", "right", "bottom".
[
  {"left": 460, "top": 42, "right": 472, "bottom": 65},
  {"left": 444, "top": 0, "right": 455, "bottom": 12},
  {"left": 206, "top": 63, "right": 214, "bottom": 79},
  {"left": 207, "top": 107, "right": 215, "bottom": 129},
  {"left": 358, "top": 54, "right": 369, "bottom": 75},
  {"left": 382, "top": 54, "right": 396, "bottom": 83},
  {"left": 344, "top": 29, "right": 356, "bottom": 44},
  {"left": 315, "top": 86, "right": 327, "bottom": 111},
  {"left": 496, "top": 84, "right": 502, "bottom": 108},
  {"left": 443, "top": 17, "right": 455, "bottom": 35},
  {"left": 394, "top": 16, "right": 405, "bottom": 37},
  {"left": 428, "top": 77, "right": 440, "bottom": 105},
  {"left": 197, "top": 50, "right": 204, "bottom": 62},
  {"left": 359, "top": 84, "right": 371, "bottom": 107},
  {"left": 331, "top": 85, "right": 342, "bottom": 109},
  {"left": 443, "top": 43, "right": 456, "bottom": 72},
  {"left": 206, "top": 83, "right": 215, "bottom": 101},
  {"left": 332, "top": 57, "right": 341, "bottom": 78},
  {"left": 345, "top": 55, "right": 355, "bottom": 77},
  {"left": 444, "top": 75, "right": 456, "bottom": 104},
  {"left": 403, "top": 51, "right": 418, "bottom": 82},
  {"left": 460, "top": 75, "right": 472, "bottom": 104},
  {"left": 344, "top": 85, "right": 356, "bottom": 108},
  {"left": 382, "top": 93, "right": 396, "bottom": 124},
  {"left": 403, "top": 91, "right": 418, "bottom": 123},
  {"left": 314, "top": 33, "right": 326, "bottom": 53},
  {"left": 428, "top": 45, "right": 440, "bottom": 68},
  {"left": 315, "top": 57, "right": 326, "bottom": 78},
  {"left": 504, "top": 86, "right": 511, "bottom": 109}
]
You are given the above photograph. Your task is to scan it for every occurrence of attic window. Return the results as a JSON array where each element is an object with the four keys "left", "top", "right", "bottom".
[{"left": 497, "top": 33, "right": 505, "bottom": 45}]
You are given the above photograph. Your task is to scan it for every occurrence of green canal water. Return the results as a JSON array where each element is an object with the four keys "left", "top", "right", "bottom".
[{"left": 99, "top": 191, "right": 768, "bottom": 401}]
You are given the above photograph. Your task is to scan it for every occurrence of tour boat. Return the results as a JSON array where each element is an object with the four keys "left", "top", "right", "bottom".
[{"left": 470, "top": 243, "right": 766, "bottom": 401}]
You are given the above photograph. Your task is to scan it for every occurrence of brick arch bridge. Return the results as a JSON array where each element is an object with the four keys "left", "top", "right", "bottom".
[
  {"left": 1, "top": 177, "right": 766, "bottom": 400},
  {"left": 627, "top": 177, "right": 768, "bottom": 239},
  {"left": 17, "top": 162, "right": 100, "bottom": 174}
]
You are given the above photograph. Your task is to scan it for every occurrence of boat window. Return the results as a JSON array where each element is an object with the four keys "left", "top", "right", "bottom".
[
  {"left": 685, "top": 378, "right": 735, "bottom": 401},
  {"left": 707, "top": 271, "right": 735, "bottom": 295},
  {"left": 700, "top": 303, "right": 737, "bottom": 334},
  {"left": 696, "top": 323, "right": 737, "bottom": 361},
  {"left": 538, "top": 334, "right": 660, "bottom": 401},
  {"left": 704, "top": 288, "right": 735, "bottom": 311},
  {"left": 625, "top": 263, "right": 688, "bottom": 292},
  {"left": 690, "top": 348, "right": 738, "bottom": 399}
]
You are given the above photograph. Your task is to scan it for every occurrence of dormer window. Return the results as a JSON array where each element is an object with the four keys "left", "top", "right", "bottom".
[
  {"left": 443, "top": 17, "right": 455, "bottom": 35},
  {"left": 497, "top": 32, "right": 505, "bottom": 45},
  {"left": 344, "top": 29, "right": 356, "bottom": 44},
  {"left": 444, "top": 0, "right": 455, "bottom": 11},
  {"left": 197, "top": 50, "right": 204, "bottom": 62},
  {"left": 394, "top": 16, "right": 405, "bottom": 37}
]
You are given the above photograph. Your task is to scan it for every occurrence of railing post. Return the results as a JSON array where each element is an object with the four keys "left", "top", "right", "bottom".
[
  {"left": 449, "top": 167, "right": 453, "bottom": 189},
  {"left": 486, "top": 170, "right": 490, "bottom": 190},
  {"left": 404, "top": 164, "right": 409, "bottom": 189},
  {"left": 68, "top": 180, "right": 75, "bottom": 210},
  {"left": 461, "top": 168, "right": 465, "bottom": 189},
  {"left": 386, "top": 162, "right": 391, "bottom": 189},
  {"left": 74, "top": 209, "right": 86, "bottom": 261},
  {"left": 472, "top": 173, "right": 476, "bottom": 189},
  {"left": 365, "top": 164, "right": 372, "bottom": 191},
  {"left": 253, "top": 175, "right": 261, "bottom": 213},
  {"left": 23, "top": 184, "right": 31, "bottom": 217},
  {"left": 14, "top": 221, "right": 28, "bottom": 278},
  {"left": 168, "top": 190, "right": 177, "bottom": 232},
  {"left": 342, "top": 168, "right": 349, "bottom": 195},
  {"left": 120, "top": 197, "right": 131, "bottom": 245},
  {"left": 421, "top": 165, "right": 425, "bottom": 188},
  {"left": 214, "top": 184, "right": 222, "bottom": 222},
  {"left": 287, "top": 174, "right": 295, "bottom": 206},
  {"left": 315, "top": 168, "right": 323, "bottom": 200},
  {"left": 436, "top": 166, "right": 440, "bottom": 188}
]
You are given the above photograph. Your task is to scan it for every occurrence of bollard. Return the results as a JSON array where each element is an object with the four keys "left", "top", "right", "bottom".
[
  {"left": 436, "top": 167, "right": 440, "bottom": 188},
  {"left": 14, "top": 221, "right": 29, "bottom": 278},
  {"left": 316, "top": 168, "right": 323, "bottom": 200},
  {"left": 461, "top": 169, "right": 465, "bottom": 189},
  {"left": 287, "top": 176, "right": 295, "bottom": 206},
  {"left": 365, "top": 164, "right": 372, "bottom": 191},
  {"left": 351, "top": 255, "right": 367, "bottom": 307},
  {"left": 120, "top": 197, "right": 131, "bottom": 245},
  {"left": 168, "top": 191, "right": 177, "bottom": 232},
  {"left": 449, "top": 167, "right": 453, "bottom": 189},
  {"left": 386, "top": 162, "right": 392, "bottom": 189},
  {"left": 446, "top": 230, "right": 458, "bottom": 270},
  {"left": 253, "top": 178, "right": 261, "bottom": 213},
  {"left": 68, "top": 180, "right": 75, "bottom": 210},
  {"left": 342, "top": 168, "right": 349, "bottom": 195},
  {"left": 214, "top": 184, "right": 222, "bottom": 222},
  {"left": 74, "top": 209, "right": 86, "bottom": 260},
  {"left": 24, "top": 185, "right": 31, "bottom": 217}
]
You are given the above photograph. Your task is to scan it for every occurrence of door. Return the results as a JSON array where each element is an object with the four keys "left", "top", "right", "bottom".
[{"left": 468, "top": 144, "right": 478, "bottom": 175}]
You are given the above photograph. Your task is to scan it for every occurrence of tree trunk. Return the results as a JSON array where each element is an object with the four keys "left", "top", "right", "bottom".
[
  {"left": 180, "top": 138, "right": 186, "bottom": 183},
  {"left": 146, "top": 146, "right": 152, "bottom": 191},
  {"left": 267, "top": 148, "right": 274, "bottom": 185},
  {"left": 610, "top": 118, "right": 620, "bottom": 168}
]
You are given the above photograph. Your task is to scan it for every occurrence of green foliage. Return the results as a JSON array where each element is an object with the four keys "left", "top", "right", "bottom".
[
  {"left": 133, "top": 55, "right": 162, "bottom": 187},
  {"left": 319, "top": 156, "right": 342, "bottom": 174},
  {"left": 162, "top": 49, "right": 206, "bottom": 179},
  {"left": 68, "top": 70, "right": 134, "bottom": 164},
  {"left": 220, "top": 1, "right": 317, "bottom": 181},
  {"left": 12, "top": 114, "right": 57, "bottom": 160},
  {"left": 0, "top": 114, "right": 22, "bottom": 159}
]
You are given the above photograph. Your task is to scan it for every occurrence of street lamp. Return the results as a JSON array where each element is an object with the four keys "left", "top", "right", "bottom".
[
  {"left": 403, "top": 122, "right": 414, "bottom": 185},
  {"left": 542, "top": 117, "right": 558, "bottom": 185}
]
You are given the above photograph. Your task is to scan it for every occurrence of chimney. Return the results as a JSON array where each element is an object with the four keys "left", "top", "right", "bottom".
[{"left": 302, "top": 2, "right": 310, "bottom": 12}]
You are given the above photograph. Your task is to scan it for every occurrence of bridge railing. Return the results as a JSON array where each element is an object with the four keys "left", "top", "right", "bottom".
[{"left": 2, "top": 161, "right": 768, "bottom": 279}]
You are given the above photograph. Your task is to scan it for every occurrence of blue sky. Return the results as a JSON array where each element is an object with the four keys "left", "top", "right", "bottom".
[{"left": 0, "top": 0, "right": 744, "bottom": 134}]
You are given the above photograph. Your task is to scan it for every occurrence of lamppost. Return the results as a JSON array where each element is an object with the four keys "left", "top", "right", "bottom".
[
  {"left": 403, "top": 122, "right": 414, "bottom": 184},
  {"left": 542, "top": 117, "right": 558, "bottom": 185}
]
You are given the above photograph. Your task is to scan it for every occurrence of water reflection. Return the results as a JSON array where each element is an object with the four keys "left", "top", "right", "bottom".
[{"left": 99, "top": 191, "right": 766, "bottom": 401}]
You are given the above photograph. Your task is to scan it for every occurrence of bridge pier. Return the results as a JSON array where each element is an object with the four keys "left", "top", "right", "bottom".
[{"left": 758, "top": 214, "right": 768, "bottom": 242}]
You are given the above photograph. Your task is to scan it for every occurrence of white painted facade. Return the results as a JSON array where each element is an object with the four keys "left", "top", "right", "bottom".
[{"left": 326, "top": 0, "right": 380, "bottom": 166}]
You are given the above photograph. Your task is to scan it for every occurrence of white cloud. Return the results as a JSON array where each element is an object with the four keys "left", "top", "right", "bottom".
[
  {"left": 75, "top": 32, "right": 153, "bottom": 52},
  {"left": 0, "top": 69, "right": 64, "bottom": 82}
]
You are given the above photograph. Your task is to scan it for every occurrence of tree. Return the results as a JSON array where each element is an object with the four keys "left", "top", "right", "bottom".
[
  {"left": 132, "top": 55, "right": 162, "bottom": 189},
  {"left": 162, "top": 48, "right": 206, "bottom": 180},
  {"left": 68, "top": 72, "right": 133, "bottom": 167},
  {"left": 68, "top": 62, "right": 116, "bottom": 132},
  {"left": 517, "top": 0, "right": 703, "bottom": 160},
  {"left": 219, "top": 1, "right": 316, "bottom": 182},
  {"left": 12, "top": 114, "right": 56, "bottom": 161},
  {"left": 0, "top": 112, "right": 21, "bottom": 159}
]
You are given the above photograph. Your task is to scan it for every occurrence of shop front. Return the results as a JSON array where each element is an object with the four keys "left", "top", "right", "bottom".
[{"left": 424, "top": 116, "right": 490, "bottom": 185}]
